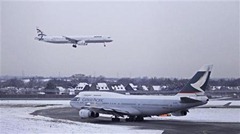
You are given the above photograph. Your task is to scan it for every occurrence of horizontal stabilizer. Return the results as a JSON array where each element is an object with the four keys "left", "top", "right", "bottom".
[
  {"left": 180, "top": 97, "right": 202, "bottom": 103},
  {"left": 223, "top": 102, "right": 232, "bottom": 107}
]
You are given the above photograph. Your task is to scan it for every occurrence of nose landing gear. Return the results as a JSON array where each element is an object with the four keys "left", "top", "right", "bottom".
[{"left": 72, "top": 44, "right": 77, "bottom": 48}]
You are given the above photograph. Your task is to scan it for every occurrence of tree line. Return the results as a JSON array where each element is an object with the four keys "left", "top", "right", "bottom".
[{"left": 0, "top": 77, "right": 239, "bottom": 90}]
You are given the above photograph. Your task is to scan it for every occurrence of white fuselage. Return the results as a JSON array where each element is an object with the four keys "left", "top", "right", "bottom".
[
  {"left": 70, "top": 91, "right": 208, "bottom": 116},
  {"left": 36, "top": 36, "right": 112, "bottom": 44}
]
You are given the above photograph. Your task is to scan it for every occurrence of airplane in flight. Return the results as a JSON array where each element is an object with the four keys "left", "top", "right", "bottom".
[
  {"left": 70, "top": 65, "right": 213, "bottom": 122},
  {"left": 35, "top": 28, "right": 113, "bottom": 48}
]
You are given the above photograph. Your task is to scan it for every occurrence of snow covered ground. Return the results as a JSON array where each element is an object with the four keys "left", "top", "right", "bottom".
[
  {"left": 0, "top": 100, "right": 239, "bottom": 134},
  {"left": 0, "top": 100, "right": 163, "bottom": 134},
  {"left": 150, "top": 100, "right": 240, "bottom": 122},
  {"left": 204, "top": 100, "right": 240, "bottom": 106},
  {"left": 149, "top": 108, "right": 240, "bottom": 122}
]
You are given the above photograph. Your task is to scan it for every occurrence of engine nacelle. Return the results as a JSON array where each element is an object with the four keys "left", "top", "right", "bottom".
[
  {"left": 79, "top": 109, "right": 99, "bottom": 119},
  {"left": 77, "top": 40, "right": 87, "bottom": 45},
  {"left": 171, "top": 110, "right": 188, "bottom": 116}
]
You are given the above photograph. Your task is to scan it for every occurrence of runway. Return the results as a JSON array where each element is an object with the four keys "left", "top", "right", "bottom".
[{"left": 31, "top": 107, "right": 240, "bottom": 134}]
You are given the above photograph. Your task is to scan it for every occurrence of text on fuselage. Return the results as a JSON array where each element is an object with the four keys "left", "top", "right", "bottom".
[{"left": 81, "top": 98, "right": 104, "bottom": 102}]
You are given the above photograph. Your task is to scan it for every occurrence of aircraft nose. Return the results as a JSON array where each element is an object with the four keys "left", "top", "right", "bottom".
[
  {"left": 70, "top": 97, "right": 78, "bottom": 108},
  {"left": 70, "top": 100, "right": 74, "bottom": 107},
  {"left": 107, "top": 37, "right": 113, "bottom": 42}
]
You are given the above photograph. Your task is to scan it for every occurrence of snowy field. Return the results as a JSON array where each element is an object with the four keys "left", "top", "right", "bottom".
[
  {"left": 0, "top": 100, "right": 163, "bottom": 134},
  {"left": 0, "top": 100, "right": 239, "bottom": 134},
  {"left": 150, "top": 108, "right": 240, "bottom": 122}
]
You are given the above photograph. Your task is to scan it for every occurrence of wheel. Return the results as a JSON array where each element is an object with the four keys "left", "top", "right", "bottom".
[
  {"left": 125, "top": 116, "right": 135, "bottom": 122},
  {"left": 112, "top": 117, "right": 120, "bottom": 122},
  {"left": 135, "top": 116, "right": 144, "bottom": 122},
  {"left": 72, "top": 45, "right": 77, "bottom": 48}
]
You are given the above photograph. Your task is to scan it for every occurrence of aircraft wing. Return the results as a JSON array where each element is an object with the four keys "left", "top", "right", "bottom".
[
  {"left": 63, "top": 36, "right": 78, "bottom": 43},
  {"left": 82, "top": 106, "right": 130, "bottom": 117}
]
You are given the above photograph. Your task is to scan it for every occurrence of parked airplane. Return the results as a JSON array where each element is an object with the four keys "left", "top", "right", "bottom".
[
  {"left": 70, "top": 65, "right": 213, "bottom": 122},
  {"left": 35, "top": 28, "right": 113, "bottom": 48}
]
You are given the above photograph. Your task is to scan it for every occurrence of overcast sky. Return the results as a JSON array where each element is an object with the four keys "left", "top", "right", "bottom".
[{"left": 0, "top": 0, "right": 239, "bottom": 78}]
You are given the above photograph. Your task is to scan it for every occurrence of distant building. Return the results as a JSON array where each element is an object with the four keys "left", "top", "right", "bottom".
[
  {"left": 75, "top": 83, "right": 89, "bottom": 91},
  {"left": 41, "top": 78, "right": 51, "bottom": 82},
  {"left": 74, "top": 82, "right": 91, "bottom": 94},
  {"left": 151, "top": 85, "right": 162, "bottom": 91},
  {"left": 37, "top": 91, "right": 45, "bottom": 95},
  {"left": 22, "top": 79, "right": 30, "bottom": 83},
  {"left": 142, "top": 85, "right": 149, "bottom": 91},
  {"left": 111, "top": 84, "right": 126, "bottom": 91},
  {"left": 125, "top": 83, "right": 138, "bottom": 91},
  {"left": 212, "top": 86, "right": 221, "bottom": 91},
  {"left": 96, "top": 83, "right": 109, "bottom": 91},
  {"left": 68, "top": 88, "right": 75, "bottom": 95},
  {"left": 44, "top": 88, "right": 59, "bottom": 95},
  {"left": 57, "top": 86, "right": 67, "bottom": 95}
]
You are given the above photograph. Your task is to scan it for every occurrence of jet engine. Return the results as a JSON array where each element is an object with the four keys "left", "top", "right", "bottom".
[
  {"left": 77, "top": 40, "right": 87, "bottom": 45},
  {"left": 171, "top": 110, "right": 188, "bottom": 116},
  {"left": 79, "top": 109, "right": 99, "bottom": 119}
]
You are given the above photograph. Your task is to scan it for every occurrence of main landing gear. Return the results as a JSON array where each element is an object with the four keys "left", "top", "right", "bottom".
[
  {"left": 111, "top": 116, "right": 120, "bottom": 122},
  {"left": 125, "top": 116, "right": 144, "bottom": 122},
  {"left": 111, "top": 116, "right": 144, "bottom": 122}
]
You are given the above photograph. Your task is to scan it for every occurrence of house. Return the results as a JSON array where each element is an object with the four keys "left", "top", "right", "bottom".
[
  {"left": 111, "top": 84, "right": 126, "bottom": 91},
  {"left": 96, "top": 83, "right": 109, "bottom": 91},
  {"left": 57, "top": 86, "right": 67, "bottom": 95},
  {"left": 68, "top": 88, "right": 75, "bottom": 95},
  {"left": 152, "top": 85, "right": 162, "bottom": 91},
  {"left": 212, "top": 86, "right": 221, "bottom": 91},
  {"left": 142, "top": 85, "right": 149, "bottom": 91},
  {"left": 125, "top": 83, "right": 138, "bottom": 91},
  {"left": 75, "top": 83, "right": 89, "bottom": 91}
]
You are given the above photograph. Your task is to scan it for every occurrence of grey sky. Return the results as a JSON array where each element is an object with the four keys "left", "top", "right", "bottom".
[{"left": 1, "top": 0, "right": 239, "bottom": 78}]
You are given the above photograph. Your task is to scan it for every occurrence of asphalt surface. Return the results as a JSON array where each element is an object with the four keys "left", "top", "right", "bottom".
[{"left": 31, "top": 107, "right": 240, "bottom": 134}]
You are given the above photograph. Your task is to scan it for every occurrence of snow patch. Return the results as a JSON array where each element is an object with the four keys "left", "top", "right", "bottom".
[{"left": 0, "top": 100, "right": 163, "bottom": 134}]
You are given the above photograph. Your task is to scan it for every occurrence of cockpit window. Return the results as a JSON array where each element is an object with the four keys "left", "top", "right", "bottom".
[{"left": 71, "top": 97, "right": 79, "bottom": 101}]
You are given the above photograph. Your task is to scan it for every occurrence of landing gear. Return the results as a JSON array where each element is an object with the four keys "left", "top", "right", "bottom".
[
  {"left": 104, "top": 42, "right": 106, "bottom": 47},
  {"left": 111, "top": 116, "right": 120, "bottom": 122},
  {"left": 125, "top": 116, "right": 134, "bottom": 122},
  {"left": 72, "top": 44, "right": 77, "bottom": 48},
  {"left": 135, "top": 116, "right": 144, "bottom": 121},
  {"left": 125, "top": 116, "right": 144, "bottom": 122}
]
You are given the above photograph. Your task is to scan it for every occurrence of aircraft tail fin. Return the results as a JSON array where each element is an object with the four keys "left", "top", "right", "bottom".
[
  {"left": 36, "top": 27, "right": 46, "bottom": 40},
  {"left": 177, "top": 65, "right": 213, "bottom": 96}
]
